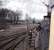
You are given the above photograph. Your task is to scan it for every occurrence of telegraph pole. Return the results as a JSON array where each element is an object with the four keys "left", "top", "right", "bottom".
[{"left": 49, "top": 9, "right": 54, "bottom": 50}]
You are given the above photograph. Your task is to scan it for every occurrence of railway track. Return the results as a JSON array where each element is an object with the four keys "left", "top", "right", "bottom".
[
  {"left": 0, "top": 24, "right": 36, "bottom": 50},
  {"left": 0, "top": 32, "right": 29, "bottom": 50}
]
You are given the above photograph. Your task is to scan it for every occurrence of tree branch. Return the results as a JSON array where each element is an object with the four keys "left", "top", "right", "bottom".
[
  {"left": 51, "top": 5, "right": 54, "bottom": 9},
  {"left": 42, "top": 2, "right": 49, "bottom": 7}
]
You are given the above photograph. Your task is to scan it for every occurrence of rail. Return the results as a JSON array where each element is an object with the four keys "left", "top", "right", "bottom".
[
  {"left": 0, "top": 31, "right": 30, "bottom": 50},
  {"left": 0, "top": 25, "right": 36, "bottom": 50}
]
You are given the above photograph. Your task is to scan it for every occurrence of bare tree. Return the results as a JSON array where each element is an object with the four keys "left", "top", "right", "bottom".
[{"left": 42, "top": 1, "right": 54, "bottom": 18}]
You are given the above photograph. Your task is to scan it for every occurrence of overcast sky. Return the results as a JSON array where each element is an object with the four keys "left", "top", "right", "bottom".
[{"left": 0, "top": 0, "right": 49, "bottom": 20}]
